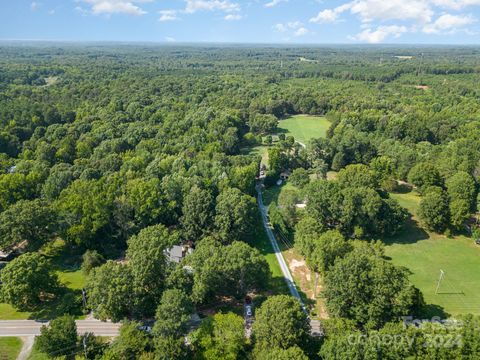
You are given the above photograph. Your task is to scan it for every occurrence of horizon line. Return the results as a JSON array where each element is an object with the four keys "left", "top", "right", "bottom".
[{"left": 1, "top": 39, "right": 480, "bottom": 47}]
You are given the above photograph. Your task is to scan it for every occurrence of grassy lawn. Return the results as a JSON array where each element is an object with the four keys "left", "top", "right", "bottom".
[
  {"left": 245, "top": 145, "right": 269, "bottom": 167},
  {"left": 384, "top": 191, "right": 480, "bottom": 317},
  {"left": 57, "top": 269, "right": 86, "bottom": 290},
  {"left": 0, "top": 239, "right": 87, "bottom": 320},
  {"left": 262, "top": 182, "right": 299, "bottom": 207},
  {"left": 277, "top": 115, "right": 331, "bottom": 145},
  {"left": 0, "top": 337, "right": 22, "bottom": 360},
  {"left": 250, "top": 218, "right": 289, "bottom": 296},
  {"left": 0, "top": 303, "right": 32, "bottom": 320},
  {"left": 27, "top": 347, "right": 49, "bottom": 360}
]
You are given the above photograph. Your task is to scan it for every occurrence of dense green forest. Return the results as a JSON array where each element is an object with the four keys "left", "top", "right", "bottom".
[{"left": 1, "top": 44, "right": 480, "bottom": 359}]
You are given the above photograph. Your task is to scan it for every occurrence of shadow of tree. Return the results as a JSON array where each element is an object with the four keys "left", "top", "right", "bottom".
[
  {"left": 28, "top": 288, "right": 84, "bottom": 320},
  {"left": 418, "top": 303, "right": 450, "bottom": 319},
  {"left": 393, "top": 183, "right": 413, "bottom": 194},
  {"left": 384, "top": 216, "right": 429, "bottom": 245}
]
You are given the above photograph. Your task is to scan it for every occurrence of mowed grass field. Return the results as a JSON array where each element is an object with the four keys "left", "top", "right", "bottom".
[
  {"left": 278, "top": 115, "right": 331, "bottom": 145},
  {"left": 0, "top": 337, "right": 22, "bottom": 360},
  {"left": 385, "top": 192, "right": 480, "bottom": 316}
]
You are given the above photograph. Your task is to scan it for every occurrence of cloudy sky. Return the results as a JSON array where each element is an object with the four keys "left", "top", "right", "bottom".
[{"left": 2, "top": 0, "right": 480, "bottom": 44}]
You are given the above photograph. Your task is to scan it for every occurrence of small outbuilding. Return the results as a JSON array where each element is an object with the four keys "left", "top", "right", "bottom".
[
  {"left": 166, "top": 245, "right": 194, "bottom": 263},
  {"left": 280, "top": 170, "right": 291, "bottom": 180}
]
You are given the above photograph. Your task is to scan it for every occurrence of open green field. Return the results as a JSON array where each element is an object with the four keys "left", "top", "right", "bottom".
[
  {"left": 0, "top": 337, "right": 22, "bottom": 360},
  {"left": 278, "top": 115, "right": 331, "bottom": 145},
  {"left": 385, "top": 192, "right": 480, "bottom": 316}
]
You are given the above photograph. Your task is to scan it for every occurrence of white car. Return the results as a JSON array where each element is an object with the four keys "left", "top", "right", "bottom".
[
  {"left": 246, "top": 305, "right": 253, "bottom": 317},
  {"left": 138, "top": 325, "right": 152, "bottom": 333}
]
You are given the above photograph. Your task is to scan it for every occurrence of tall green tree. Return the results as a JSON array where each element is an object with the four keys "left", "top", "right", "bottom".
[
  {"left": 57, "top": 179, "right": 112, "bottom": 246},
  {"left": 252, "top": 295, "right": 310, "bottom": 351},
  {"left": 127, "top": 224, "right": 178, "bottom": 317},
  {"left": 180, "top": 185, "right": 214, "bottom": 241},
  {"left": 153, "top": 289, "right": 193, "bottom": 338},
  {"left": 0, "top": 198, "right": 57, "bottom": 251},
  {"left": 418, "top": 186, "right": 450, "bottom": 232},
  {"left": 35, "top": 315, "right": 78, "bottom": 358},
  {"left": 254, "top": 346, "right": 308, "bottom": 360},
  {"left": 294, "top": 216, "right": 325, "bottom": 259},
  {"left": 191, "top": 312, "right": 245, "bottom": 360},
  {"left": 104, "top": 321, "right": 152, "bottom": 360},
  {"left": 323, "top": 244, "right": 422, "bottom": 329},
  {"left": 408, "top": 163, "right": 443, "bottom": 193},
  {"left": 309, "top": 230, "right": 352, "bottom": 274},
  {"left": 214, "top": 187, "right": 257, "bottom": 244},
  {"left": 86, "top": 261, "right": 134, "bottom": 322},
  {"left": 337, "top": 164, "right": 377, "bottom": 189},
  {"left": 0, "top": 253, "right": 59, "bottom": 310}
]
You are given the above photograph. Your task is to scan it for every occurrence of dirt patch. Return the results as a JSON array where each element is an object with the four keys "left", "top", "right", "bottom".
[
  {"left": 285, "top": 250, "right": 329, "bottom": 319},
  {"left": 414, "top": 85, "right": 430, "bottom": 90}
]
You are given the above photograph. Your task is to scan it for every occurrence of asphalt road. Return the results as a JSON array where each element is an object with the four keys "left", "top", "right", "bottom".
[
  {"left": 256, "top": 186, "right": 305, "bottom": 309},
  {"left": 0, "top": 320, "right": 120, "bottom": 337}
]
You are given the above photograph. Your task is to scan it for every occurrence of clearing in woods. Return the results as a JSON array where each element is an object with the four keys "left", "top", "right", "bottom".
[{"left": 277, "top": 115, "right": 331, "bottom": 145}]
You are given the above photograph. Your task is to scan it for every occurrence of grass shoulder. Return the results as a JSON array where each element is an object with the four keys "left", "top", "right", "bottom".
[{"left": 0, "top": 337, "right": 22, "bottom": 360}]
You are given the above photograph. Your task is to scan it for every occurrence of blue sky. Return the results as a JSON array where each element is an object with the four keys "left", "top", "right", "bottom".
[{"left": 1, "top": 0, "right": 480, "bottom": 44}]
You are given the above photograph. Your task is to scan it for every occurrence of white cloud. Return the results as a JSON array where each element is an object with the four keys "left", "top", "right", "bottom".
[
  {"left": 432, "top": 0, "right": 480, "bottom": 10},
  {"left": 48, "top": 9, "right": 56, "bottom": 15},
  {"left": 310, "top": 0, "right": 480, "bottom": 42},
  {"left": 310, "top": 9, "right": 340, "bottom": 23},
  {"left": 423, "top": 13, "right": 475, "bottom": 33},
  {"left": 165, "top": 36, "right": 176, "bottom": 42},
  {"left": 274, "top": 21, "right": 310, "bottom": 37},
  {"left": 158, "top": 10, "right": 179, "bottom": 21},
  {"left": 310, "top": 3, "right": 351, "bottom": 23},
  {"left": 184, "top": 0, "right": 240, "bottom": 14},
  {"left": 354, "top": 25, "right": 408, "bottom": 43},
  {"left": 80, "top": 0, "right": 151, "bottom": 16},
  {"left": 294, "top": 27, "right": 309, "bottom": 36},
  {"left": 224, "top": 14, "right": 242, "bottom": 20},
  {"left": 274, "top": 23, "right": 288, "bottom": 32},
  {"left": 349, "top": 0, "right": 433, "bottom": 24},
  {"left": 30, "top": 2, "right": 40, "bottom": 11},
  {"left": 264, "top": 0, "right": 287, "bottom": 8}
]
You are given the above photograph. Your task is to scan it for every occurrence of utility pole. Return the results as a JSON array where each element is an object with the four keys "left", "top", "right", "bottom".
[
  {"left": 435, "top": 270, "right": 445, "bottom": 294},
  {"left": 83, "top": 336, "right": 88, "bottom": 358},
  {"left": 81, "top": 288, "right": 87, "bottom": 309}
]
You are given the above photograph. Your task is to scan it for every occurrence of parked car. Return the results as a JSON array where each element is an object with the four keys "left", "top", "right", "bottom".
[
  {"left": 138, "top": 325, "right": 152, "bottom": 333},
  {"left": 245, "top": 305, "right": 253, "bottom": 317}
]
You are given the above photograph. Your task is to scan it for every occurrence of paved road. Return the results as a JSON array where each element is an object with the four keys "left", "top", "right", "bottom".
[
  {"left": 0, "top": 320, "right": 120, "bottom": 337},
  {"left": 256, "top": 186, "right": 305, "bottom": 308}
]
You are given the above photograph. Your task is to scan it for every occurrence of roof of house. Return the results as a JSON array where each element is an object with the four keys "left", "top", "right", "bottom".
[{"left": 167, "top": 245, "right": 184, "bottom": 263}]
